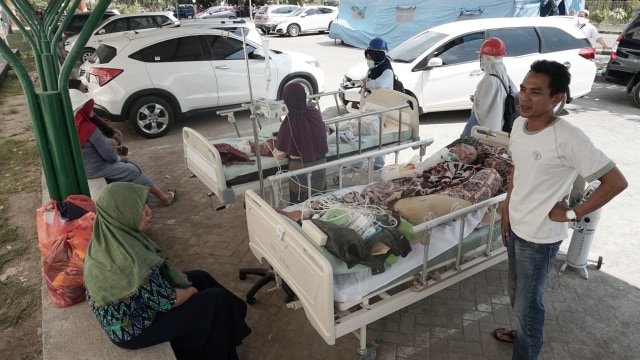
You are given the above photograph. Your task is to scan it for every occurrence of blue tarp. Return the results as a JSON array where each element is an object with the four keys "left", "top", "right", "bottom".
[{"left": 329, "top": 0, "right": 585, "bottom": 50}]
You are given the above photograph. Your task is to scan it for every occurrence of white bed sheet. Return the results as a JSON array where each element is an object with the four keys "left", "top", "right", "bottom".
[{"left": 284, "top": 186, "right": 486, "bottom": 304}]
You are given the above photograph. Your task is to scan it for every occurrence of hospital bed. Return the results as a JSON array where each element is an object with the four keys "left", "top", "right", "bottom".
[
  {"left": 243, "top": 126, "right": 511, "bottom": 359},
  {"left": 182, "top": 89, "right": 422, "bottom": 208}
]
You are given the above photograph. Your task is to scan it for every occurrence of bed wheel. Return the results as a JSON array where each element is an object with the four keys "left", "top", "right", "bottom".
[
  {"left": 597, "top": 256, "right": 603, "bottom": 270},
  {"left": 357, "top": 340, "right": 381, "bottom": 360}
]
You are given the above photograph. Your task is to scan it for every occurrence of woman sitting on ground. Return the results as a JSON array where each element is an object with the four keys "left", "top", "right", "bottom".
[
  {"left": 274, "top": 82, "right": 329, "bottom": 204},
  {"left": 71, "top": 90, "right": 176, "bottom": 206},
  {"left": 83, "top": 183, "right": 252, "bottom": 359}
]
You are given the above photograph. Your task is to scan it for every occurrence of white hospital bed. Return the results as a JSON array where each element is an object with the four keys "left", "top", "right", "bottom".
[
  {"left": 182, "top": 89, "right": 421, "bottom": 208},
  {"left": 243, "top": 126, "right": 511, "bottom": 358}
]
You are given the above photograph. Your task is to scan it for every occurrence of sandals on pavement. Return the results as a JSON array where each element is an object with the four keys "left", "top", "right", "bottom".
[
  {"left": 165, "top": 188, "right": 178, "bottom": 206},
  {"left": 493, "top": 328, "right": 516, "bottom": 343}
]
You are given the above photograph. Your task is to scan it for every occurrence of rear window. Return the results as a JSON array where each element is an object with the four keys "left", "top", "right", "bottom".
[
  {"left": 131, "top": 36, "right": 206, "bottom": 62},
  {"left": 622, "top": 15, "right": 640, "bottom": 41},
  {"left": 488, "top": 27, "right": 539, "bottom": 56},
  {"left": 93, "top": 44, "right": 117, "bottom": 64},
  {"left": 538, "top": 26, "right": 589, "bottom": 53}
]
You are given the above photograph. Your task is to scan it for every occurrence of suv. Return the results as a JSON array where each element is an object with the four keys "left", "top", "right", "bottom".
[
  {"left": 340, "top": 16, "right": 597, "bottom": 114},
  {"left": 84, "top": 28, "right": 325, "bottom": 138},
  {"left": 603, "top": 8, "right": 640, "bottom": 108},
  {"left": 254, "top": 5, "right": 299, "bottom": 34},
  {"left": 64, "top": 12, "right": 180, "bottom": 63},
  {"left": 175, "top": 4, "right": 196, "bottom": 19},
  {"left": 273, "top": 6, "right": 338, "bottom": 37}
]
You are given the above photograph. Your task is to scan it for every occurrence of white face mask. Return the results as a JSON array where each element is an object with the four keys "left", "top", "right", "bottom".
[
  {"left": 366, "top": 60, "right": 375, "bottom": 69},
  {"left": 441, "top": 152, "right": 460, "bottom": 163}
]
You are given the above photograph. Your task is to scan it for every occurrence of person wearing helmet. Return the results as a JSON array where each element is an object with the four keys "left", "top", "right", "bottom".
[
  {"left": 461, "top": 37, "right": 518, "bottom": 137},
  {"left": 361, "top": 37, "right": 394, "bottom": 93},
  {"left": 359, "top": 37, "right": 394, "bottom": 170}
]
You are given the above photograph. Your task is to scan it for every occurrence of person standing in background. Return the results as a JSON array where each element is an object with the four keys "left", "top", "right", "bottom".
[
  {"left": 578, "top": 9, "right": 611, "bottom": 50},
  {"left": 462, "top": 37, "right": 518, "bottom": 136}
]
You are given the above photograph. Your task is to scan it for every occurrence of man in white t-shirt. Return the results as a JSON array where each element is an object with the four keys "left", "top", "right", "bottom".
[
  {"left": 493, "top": 60, "right": 627, "bottom": 359},
  {"left": 578, "top": 9, "right": 610, "bottom": 50}
]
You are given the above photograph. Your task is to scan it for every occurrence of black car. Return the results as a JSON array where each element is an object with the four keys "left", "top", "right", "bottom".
[
  {"left": 175, "top": 4, "right": 196, "bottom": 19},
  {"left": 603, "top": 7, "right": 640, "bottom": 108}
]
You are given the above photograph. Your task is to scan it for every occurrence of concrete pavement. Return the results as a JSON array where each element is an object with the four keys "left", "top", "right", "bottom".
[{"left": 105, "top": 79, "right": 640, "bottom": 359}]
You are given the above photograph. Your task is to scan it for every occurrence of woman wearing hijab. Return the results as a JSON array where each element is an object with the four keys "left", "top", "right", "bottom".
[
  {"left": 83, "top": 182, "right": 251, "bottom": 359},
  {"left": 461, "top": 37, "right": 518, "bottom": 136},
  {"left": 70, "top": 89, "right": 176, "bottom": 206},
  {"left": 275, "top": 82, "right": 329, "bottom": 204},
  {"left": 359, "top": 37, "right": 394, "bottom": 170}
]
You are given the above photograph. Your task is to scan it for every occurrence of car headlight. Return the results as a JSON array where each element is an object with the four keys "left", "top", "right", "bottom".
[
  {"left": 306, "top": 59, "right": 320, "bottom": 68},
  {"left": 64, "top": 39, "right": 75, "bottom": 47}
]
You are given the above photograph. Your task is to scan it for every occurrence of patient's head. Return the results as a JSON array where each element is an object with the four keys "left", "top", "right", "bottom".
[{"left": 450, "top": 144, "right": 478, "bottom": 164}]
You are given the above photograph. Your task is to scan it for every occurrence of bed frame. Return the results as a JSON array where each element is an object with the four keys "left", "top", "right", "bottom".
[
  {"left": 243, "top": 126, "right": 511, "bottom": 358},
  {"left": 182, "top": 89, "right": 421, "bottom": 208}
]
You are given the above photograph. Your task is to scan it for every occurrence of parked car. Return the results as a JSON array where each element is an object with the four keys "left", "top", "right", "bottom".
[
  {"left": 273, "top": 5, "right": 338, "bottom": 37},
  {"left": 339, "top": 16, "right": 597, "bottom": 115},
  {"left": 254, "top": 4, "right": 299, "bottom": 34},
  {"left": 84, "top": 28, "right": 325, "bottom": 138},
  {"left": 59, "top": 10, "right": 119, "bottom": 40},
  {"left": 180, "top": 18, "right": 262, "bottom": 44},
  {"left": 175, "top": 4, "right": 196, "bottom": 19},
  {"left": 64, "top": 12, "right": 180, "bottom": 63},
  {"left": 603, "top": 7, "right": 640, "bottom": 108},
  {"left": 195, "top": 6, "right": 237, "bottom": 19}
]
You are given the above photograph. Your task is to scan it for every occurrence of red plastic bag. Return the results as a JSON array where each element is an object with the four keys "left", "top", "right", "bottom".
[{"left": 36, "top": 195, "right": 96, "bottom": 308}]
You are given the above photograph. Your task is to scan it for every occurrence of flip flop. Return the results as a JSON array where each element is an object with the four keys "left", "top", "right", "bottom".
[
  {"left": 493, "top": 328, "right": 516, "bottom": 343},
  {"left": 165, "top": 188, "right": 177, "bottom": 206}
]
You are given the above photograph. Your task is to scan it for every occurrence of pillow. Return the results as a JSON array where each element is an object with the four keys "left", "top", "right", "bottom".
[{"left": 393, "top": 195, "right": 472, "bottom": 225}]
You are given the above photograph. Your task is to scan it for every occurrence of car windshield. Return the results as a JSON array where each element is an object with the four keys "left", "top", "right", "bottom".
[{"left": 389, "top": 31, "right": 448, "bottom": 63}]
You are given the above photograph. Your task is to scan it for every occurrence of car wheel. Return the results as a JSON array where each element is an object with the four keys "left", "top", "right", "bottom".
[
  {"left": 553, "top": 93, "right": 567, "bottom": 116},
  {"left": 129, "top": 96, "right": 175, "bottom": 139},
  {"left": 633, "top": 82, "right": 640, "bottom": 108},
  {"left": 80, "top": 48, "right": 95, "bottom": 63},
  {"left": 187, "top": 14, "right": 193, "bottom": 19},
  {"left": 287, "top": 24, "right": 300, "bottom": 37}
]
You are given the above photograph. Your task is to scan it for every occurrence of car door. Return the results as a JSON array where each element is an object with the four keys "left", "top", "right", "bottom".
[
  {"left": 415, "top": 32, "right": 485, "bottom": 111},
  {"left": 204, "top": 34, "right": 277, "bottom": 105},
  {"left": 141, "top": 35, "right": 219, "bottom": 109}
]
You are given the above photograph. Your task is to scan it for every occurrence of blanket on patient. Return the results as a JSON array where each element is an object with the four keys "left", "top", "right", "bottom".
[{"left": 343, "top": 162, "right": 502, "bottom": 208}]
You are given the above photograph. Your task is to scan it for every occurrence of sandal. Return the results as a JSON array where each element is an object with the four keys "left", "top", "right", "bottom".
[
  {"left": 493, "top": 328, "right": 516, "bottom": 343},
  {"left": 165, "top": 188, "right": 178, "bottom": 206}
]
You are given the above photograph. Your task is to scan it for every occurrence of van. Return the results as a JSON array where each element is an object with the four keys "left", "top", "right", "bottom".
[{"left": 603, "top": 7, "right": 640, "bottom": 108}]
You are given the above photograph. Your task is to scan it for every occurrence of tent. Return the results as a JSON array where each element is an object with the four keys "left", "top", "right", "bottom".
[{"left": 329, "top": 0, "right": 586, "bottom": 50}]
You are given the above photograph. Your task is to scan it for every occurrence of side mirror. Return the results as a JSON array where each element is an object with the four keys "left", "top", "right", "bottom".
[
  {"left": 300, "top": 13, "right": 307, "bottom": 18},
  {"left": 97, "top": 28, "right": 106, "bottom": 35},
  {"left": 427, "top": 57, "right": 443, "bottom": 68},
  {"left": 253, "top": 47, "right": 266, "bottom": 59}
]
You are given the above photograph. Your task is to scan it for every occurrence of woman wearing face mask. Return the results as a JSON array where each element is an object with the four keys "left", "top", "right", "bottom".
[
  {"left": 359, "top": 37, "right": 394, "bottom": 170},
  {"left": 461, "top": 37, "right": 518, "bottom": 137},
  {"left": 361, "top": 37, "right": 394, "bottom": 93}
]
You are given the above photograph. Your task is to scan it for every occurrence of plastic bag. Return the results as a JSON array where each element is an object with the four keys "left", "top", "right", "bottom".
[{"left": 36, "top": 195, "right": 96, "bottom": 308}]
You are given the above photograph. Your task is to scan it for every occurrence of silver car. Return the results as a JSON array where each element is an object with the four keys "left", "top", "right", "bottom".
[
  {"left": 195, "top": 6, "right": 237, "bottom": 19},
  {"left": 254, "top": 5, "right": 299, "bottom": 34}
]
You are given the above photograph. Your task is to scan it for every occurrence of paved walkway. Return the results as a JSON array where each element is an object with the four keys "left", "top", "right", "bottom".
[{"left": 110, "top": 86, "right": 640, "bottom": 359}]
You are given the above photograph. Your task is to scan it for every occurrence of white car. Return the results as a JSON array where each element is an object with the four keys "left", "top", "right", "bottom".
[
  {"left": 254, "top": 4, "right": 299, "bottom": 34},
  {"left": 84, "top": 28, "right": 325, "bottom": 138},
  {"left": 64, "top": 11, "right": 180, "bottom": 63},
  {"left": 272, "top": 5, "right": 338, "bottom": 37},
  {"left": 340, "top": 16, "right": 597, "bottom": 114}
]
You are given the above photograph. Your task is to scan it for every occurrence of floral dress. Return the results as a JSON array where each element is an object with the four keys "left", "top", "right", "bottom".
[{"left": 86, "top": 265, "right": 176, "bottom": 343}]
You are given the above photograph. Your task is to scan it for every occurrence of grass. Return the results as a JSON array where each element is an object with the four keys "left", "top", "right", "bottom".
[{"left": 0, "top": 31, "right": 42, "bottom": 334}]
